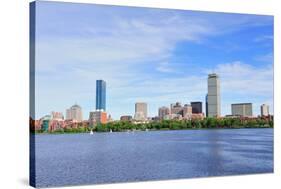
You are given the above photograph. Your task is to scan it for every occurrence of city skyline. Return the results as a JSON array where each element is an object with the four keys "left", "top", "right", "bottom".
[
  {"left": 41, "top": 79, "right": 271, "bottom": 121},
  {"left": 34, "top": 1, "right": 273, "bottom": 120}
]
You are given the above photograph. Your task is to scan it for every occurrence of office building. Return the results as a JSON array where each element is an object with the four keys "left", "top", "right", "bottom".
[
  {"left": 96, "top": 80, "right": 106, "bottom": 111},
  {"left": 207, "top": 73, "right": 221, "bottom": 117},
  {"left": 191, "top": 101, "right": 203, "bottom": 114},
  {"left": 158, "top": 106, "right": 170, "bottom": 119},
  {"left": 41, "top": 115, "right": 51, "bottom": 132},
  {"left": 231, "top": 103, "right": 253, "bottom": 117},
  {"left": 182, "top": 104, "right": 192, "bottom": 119},
  {"left": 51, "top": 111, "right": 64, "bottom": 121},
  {"left": 134, "top": 102, "right": 147, "bottom": 121},
  {"left": 191, "top": 113, "right": 204, "bottom": 120},
  {"left": 66, "top": 104, "right": 83, "bottom": 121},
  {"left": 171, "top": 102, "right": 183, "bottom": 115},
  {"left": 120, "top": 115, "right": 133, "bottom": 121},
  {"left": 107, "top": 114, "right": 114, "bottom": 122},
  {"left": 205, "top": 94, "right": 208, "bottom": 117},
  {"left": 170, "top": 102, "right": 192, "bottom": 119},
  {"left": 89, "top": 110, "right": 107, "bottom": 125},
  {"left": 261, "top": 104, "right": 270, "bottom": 117}
]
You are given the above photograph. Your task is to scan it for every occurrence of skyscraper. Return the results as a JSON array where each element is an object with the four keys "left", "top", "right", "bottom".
[
  {"left": 260, "top": 104, "right": 269, "bottom": 117},
  {"left": 96, "top": 80, "right": 106, "bottom": 111},
  {"left": 191, "top": 101, "right": 203, "bottom": 114},
  {"left": 134, "top": 102, "right": 147, "bottom": 121},
  {"left": 207, "top": 73, "right": 221, "bottom": 117}
]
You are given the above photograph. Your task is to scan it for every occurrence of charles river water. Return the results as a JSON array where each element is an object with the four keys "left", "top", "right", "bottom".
[{"left": 34, "top": 128, "right": 273, "bottom": 187}]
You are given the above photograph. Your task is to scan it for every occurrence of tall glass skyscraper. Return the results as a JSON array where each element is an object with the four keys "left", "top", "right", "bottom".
[
  {"left": 96, "top": 80, "right": 106, "bottom": 111},
  {"left": 207, "top": 73, "right": 221, "bottom": 117}
]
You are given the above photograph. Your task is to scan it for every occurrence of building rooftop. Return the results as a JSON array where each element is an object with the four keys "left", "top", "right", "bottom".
[
  {"left": 208, "top": 73, "right": 219, "bottom": 78},
  {"left": 71, "top": 104, "right": 81, "bottom": 108},
  {"left": 231, "top": 103, "right": 252, "bottom": 105}
]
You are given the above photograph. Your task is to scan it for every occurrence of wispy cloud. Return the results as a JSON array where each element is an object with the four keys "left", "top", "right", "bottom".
[
  {"left": 155, "top": 62, "right": 179, "bottom": 73},
  {"left": 255, "top": 52, "right": 273, "bottom": 62},
  {"left": 34, "top": 2, "right": 273, "bottom": 119},
  {"left": 254, "top": 35, "right": 273, "bottom": 42},
  {"left": 207, "top": 61, "right": 273, "bottom": 115}
]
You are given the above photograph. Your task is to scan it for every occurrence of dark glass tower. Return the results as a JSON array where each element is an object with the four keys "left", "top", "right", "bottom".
[
  {"left": 205, "top": 94, "right": 208, "bottom": 117},
  {"left": 191, "top": 101, "right": 203, "bottom": 114},
  {"left": 96, "top": 80, "right": 106, "bottom": 111}
]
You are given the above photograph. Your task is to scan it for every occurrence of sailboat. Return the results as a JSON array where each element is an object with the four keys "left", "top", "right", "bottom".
[
  {"left": 110, "top": 129, "right": 113, "bottom": 133},
  {"left": 90, "top": 130, "right": 94, "bottom": 135}
]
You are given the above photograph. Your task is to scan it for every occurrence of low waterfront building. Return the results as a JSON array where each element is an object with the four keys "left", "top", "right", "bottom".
[
  {"left": 49, "top": 120, "right": 65, "bottom": 131},
  {"left": 41, "top": 115, "right": 51, "bottom": 132},
  {"left": 225, "top": 115, "right": 240, "bottom": 118},
  {"left": 51, "top": 111, "right": 64, "bottom": 121},
  {"left": 169, "top": 113, "right": 183, "bottom": 120},
  {"left": 107, "top": 114, "right": 114, "bottom": 122},
  {"left": 89, "top": 110, "right": 107, "bottom": 125},
  {"left": 191, "top": 113, "right": 204, "bottom": 120},
  {"left": 163, "top": 114, "right": 171, "bottom": 120},
  {"left": 34, "top": 119, "right": 42, "bottom": 131},
  {"left": 151, "top": 116, "right": 160, "bottom": 121},
  {"left": 120, "top": 115, "right": 133, "bottom": 121}
]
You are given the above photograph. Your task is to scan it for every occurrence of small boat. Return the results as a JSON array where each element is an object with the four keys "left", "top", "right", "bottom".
[
  {"left": 90, "top": 130, "right": 94, "bottom": 135},
  {"left": 145, "top": 128, "right": 149, "bottom": 132}
]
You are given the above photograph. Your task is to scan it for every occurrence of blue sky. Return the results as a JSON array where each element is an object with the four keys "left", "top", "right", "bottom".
[{"left": 34, "top": 1, "right": 273, "bottom": 120}]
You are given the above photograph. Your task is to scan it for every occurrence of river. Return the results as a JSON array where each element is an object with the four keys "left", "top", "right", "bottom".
[{"left": 34, "top": 128, "right": 273, "bottom": 187}]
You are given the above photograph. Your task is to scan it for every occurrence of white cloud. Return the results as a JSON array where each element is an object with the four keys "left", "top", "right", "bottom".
[
  {"left": 34, "top": 5, "right": 273, "bottom": 119},
  {"left": 254, "top": 35, "right": 273, "bottom": 42},
  {"left": 212, "top": 61, "right": 273, "bottom": 95},
  {"left": 255, "top": 52, "right": 273, "bottom": 62},
  {"left": 206, "top": 61, "right": 273, "bottom": 115},
  {"left": 155, "top": 62, "right": 179, "bottom": 73}
]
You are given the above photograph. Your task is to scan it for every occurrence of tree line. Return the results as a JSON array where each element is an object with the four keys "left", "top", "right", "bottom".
[
  {"left": 94, "top": 117, "right": 273, "bottom": 132},
  {"left": 35, "top": 117, "right": 273, "bottom": 134}
]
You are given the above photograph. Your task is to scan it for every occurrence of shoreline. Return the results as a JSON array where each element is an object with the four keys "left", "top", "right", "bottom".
[{"left": 33, "top": 126, "right": 273, "bottom": 135}]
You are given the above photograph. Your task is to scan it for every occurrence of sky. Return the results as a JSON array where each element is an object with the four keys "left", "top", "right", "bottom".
[{"left": 34, "top": 1, "right": 274, "bottom": 120}]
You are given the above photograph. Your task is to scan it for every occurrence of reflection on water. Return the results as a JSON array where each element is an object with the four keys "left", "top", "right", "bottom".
[{"left": 34, "top": 128, "right": 273, "bottom": 187}]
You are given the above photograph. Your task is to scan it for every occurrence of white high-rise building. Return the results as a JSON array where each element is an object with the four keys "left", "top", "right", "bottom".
[
  {"left": 134, "top": 102, "right": 147, "bottom": 121},
  {"left": 261, "top": 104, "right": 270, "bottom": 116},
  {"left": 66, "top": 104, "right": 83, "bottom": 121},
  {"left": 207, "top": 73, "right": 221, "bottom": 117}
]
